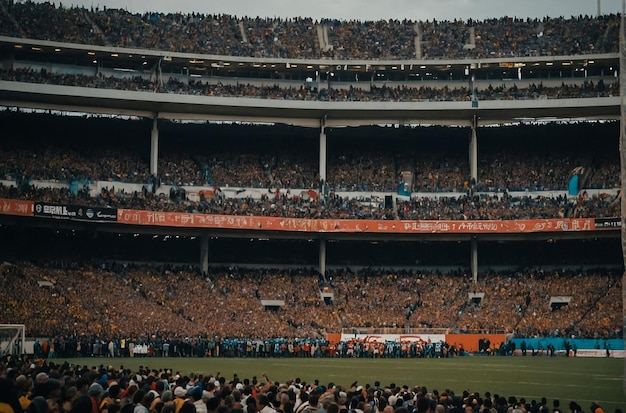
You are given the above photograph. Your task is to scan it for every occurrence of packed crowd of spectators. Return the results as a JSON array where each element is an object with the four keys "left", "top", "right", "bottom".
[
  {"left": 321, "top": 19, "right": 416, "bottom": 60},
  {"left": 0, "top": 356, "right": 614, "bottom": 413},
  {"left": 0, "top": 110, "right": 620, "bottom": 220},
  {"left": 0, "top": 261, "right": 621, "bottom": 340},
  {"left": 422, "top": 15, "right": 619, "bottom": 59},
  {"left": 396, "top": 193, "right": 619, "bottom": 221},
  {"left": 240, "top": 16, "right": 320, "bottom": 58},
  {"left": 0, "top": 68, "right": 619, "bottom": 103},
  {"left": 0, "top": 2, "right": 619, "bottom": 59},
  {"left": 3, "top": 111, "right": 621, "bottom": 194},
  {"left": 1, "top": 182, "right": 619, "bottom": 221},
  {"left": 4, "top": 0, "right": 103, "bottom": 45}
]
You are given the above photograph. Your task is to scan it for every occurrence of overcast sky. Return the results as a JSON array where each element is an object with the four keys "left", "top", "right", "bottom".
[{"left": 42, "top": 0, "right": 623, "bottom": 21}]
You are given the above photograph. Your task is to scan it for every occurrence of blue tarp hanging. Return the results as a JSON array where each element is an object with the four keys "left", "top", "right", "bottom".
[
  {"left": 568, "top": 174, "right": 579, "bottom": 196},
  {"left": 397, "top": 182, "right": 411, "bottom": 196}
]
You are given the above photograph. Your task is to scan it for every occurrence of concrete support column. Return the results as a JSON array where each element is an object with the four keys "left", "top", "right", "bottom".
[
  {"left": 471, "top": 238, "right": 478, "bottom": 283},
  {"left": 200, "top": 234, "right": 209, "bottom": 276},
  {"left": 319, "top": 118, "right": 327, "bottom": 191},
  {"left": 319, "top": 239, "right": 326, "bottom": 279},
  {"left": 469, "top": 115, "right": 478, "bottom": 188},
  {"left": 150, "top": 117, "right": 159, "bottom": 176}
]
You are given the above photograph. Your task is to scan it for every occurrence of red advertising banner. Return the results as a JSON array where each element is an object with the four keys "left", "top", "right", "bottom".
[
  {"left": 0, "top": 199, "right": 33, "bottom": 216},
  {"left": 117, "top": 208, "right": 615, "bottom": 234},
  {"left": 0, "top": 199, "right": 617, "bottom": 234}
]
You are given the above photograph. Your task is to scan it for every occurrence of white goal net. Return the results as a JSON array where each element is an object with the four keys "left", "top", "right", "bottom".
[{"left": 0, "top": 324, "right": 25, "bottom": 356}]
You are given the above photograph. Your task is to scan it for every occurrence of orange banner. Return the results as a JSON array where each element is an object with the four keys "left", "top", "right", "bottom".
[
  {"left": 117, "top": 208, "right": 613, "bottom": 234},
  {"left": 445, "top": 333, "right": 507, "bottom": 353},
  {"left": 0, "top": 199, "right": 617, "bottom": 234},
  {"left": 0, "top": 199, "right": 33, "bottom": 216}
]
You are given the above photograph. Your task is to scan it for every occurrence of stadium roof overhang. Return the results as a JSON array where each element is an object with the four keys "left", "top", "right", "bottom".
[
  {"left": 0, "top": 80, "right": 620, "bottom": 127},
  {"left": 1, "top": 36, "right": 618, "bottom": 79}
]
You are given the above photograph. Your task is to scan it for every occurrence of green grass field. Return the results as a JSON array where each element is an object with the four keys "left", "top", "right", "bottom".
[{"left": 58, "top": 356, "right": 625, "bottom": 411}]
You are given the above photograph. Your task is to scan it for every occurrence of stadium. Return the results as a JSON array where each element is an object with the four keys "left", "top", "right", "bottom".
[{"left": 0, "top": 1, "right": 624, "bottom": 411}]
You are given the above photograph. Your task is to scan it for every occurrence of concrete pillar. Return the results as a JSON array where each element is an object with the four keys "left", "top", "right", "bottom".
[
  {"left": 319, "top": 118, "right": 327, "bottom": 185},
  {"left": 200, "top": 234, "right": 209, "bottom": 276},
  {"left": 471, "top": 238, "right": 478, "bottom": 283},
  {"left": 150, "top": 117, "right": 159, "bottom": 176},
  {"left": 469, "top": 115, "right": 478, "bottom": 187},
  {"left": 319, "top": 239, "right": 326, "bottom": 279}
]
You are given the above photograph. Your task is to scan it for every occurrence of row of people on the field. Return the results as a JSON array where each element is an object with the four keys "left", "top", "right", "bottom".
[
  {"left": 0, "top": 69, "right": 619, "bottom": 103},
  {"left": 31, "top": 336, "right": 461, "bottom": 360},
  {"left": 1, "top": 261, "right": 621, "bottom": 340},
  {"left": 0, "top": 2, "right": 619, "bottom": 58}
]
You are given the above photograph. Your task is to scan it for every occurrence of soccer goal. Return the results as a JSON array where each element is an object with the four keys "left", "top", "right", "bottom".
[{"left": 0, "top": 324, "right": 26, "bottom": 356}]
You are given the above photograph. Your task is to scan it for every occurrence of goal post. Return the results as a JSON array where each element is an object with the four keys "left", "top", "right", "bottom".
[{"left": 0, "top": 324, "right": 26, "bottom": 356}]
